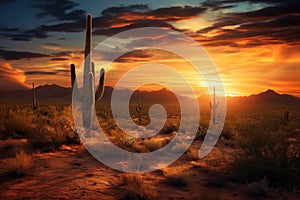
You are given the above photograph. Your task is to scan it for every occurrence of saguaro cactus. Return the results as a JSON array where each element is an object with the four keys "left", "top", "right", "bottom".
[
  {"left": 136, "top": 94, "right": 143, "bottom": 124},
  {"left": 209, "top": 87, "right": 219, "bottom": 125},
  {"left": 32, "top": 82, "right": 38, "bottom": 110},
  {"left": 70, "top": 14, "right": 105, "bottom": 129},
  {"left": 283, "top": 109, "right": 290, "bottom": 121}
]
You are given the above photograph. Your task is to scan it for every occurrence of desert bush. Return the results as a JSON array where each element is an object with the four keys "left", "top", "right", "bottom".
[
  {"left": 232, "top": 120, "right": 300, "bottom": 190},
  {"left": 28, "top": 105, "right": 79, "bottom": 150},
  {"left": 186, "top": 145, "right": 199, "bottom": 161},
  {"left": 160, "top": 120, "right": 178, "bottom": 134},
  {"left": 2, "top": 106, "right": 34, "bottom": 138},
  {"left": 1, "top": 104, "right": 79, "bottom": 151},
  {"left": 122, "top": 174, "right": 157, "bottom": 200},
  {"left": 143, "top": 138, "right": 163, "bottom": 151},
  {"left": 0, "top": 150, "right": 32, "bottom": 177},
  {"left": 162, "top": 166, "right": 186, "bottom": 187},
  {"left": 196, "top": 124, "right": 208, "bottom": 140},
  {"left": 245, "top": 178, "right": 269, "bottom": 196}
]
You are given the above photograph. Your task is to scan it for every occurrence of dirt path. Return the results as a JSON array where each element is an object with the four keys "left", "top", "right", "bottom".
[{"left": 0, "top": 144, "right": 298, "bottom": 200}]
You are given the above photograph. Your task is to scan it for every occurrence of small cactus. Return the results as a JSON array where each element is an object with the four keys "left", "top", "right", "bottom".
[
  {"left": 70, "top": 14, "right": 105, "bottom": 129},
  {"left": 283, "top": 109, "right": 290, "bottom": 121},
  {"left": 32, "top": 83, "right": 38, "bottom": 110},
  {"left": 209, "top": 87, "right": 219, "bottom": 125},
  {"left": 136, "top": 94, "right": 143, "bottom": 124}
]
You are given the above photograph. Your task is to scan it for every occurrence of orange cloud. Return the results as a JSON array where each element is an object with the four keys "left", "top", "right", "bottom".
[{"left": 0, "top": 63, "right": 29, "bottom": 90}]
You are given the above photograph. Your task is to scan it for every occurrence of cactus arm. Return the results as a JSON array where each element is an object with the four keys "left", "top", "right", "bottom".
[
  {"left": 70, "top": 64, "right": 83, "bottom": 101},
  {"left": 92, "top": 62, "right": 96, "bottom": 91},
  {"left": 70, "top": 64, "right": 76, "bottom": 89},
  {"left": 95, "top": 68, "right": 105, "bottom": 102},
  {"left": 92, "top": 62, "right": 95, "bottom": 77},
  {"left": 88, "top": 72, "right": 95, "bottom": 105}
]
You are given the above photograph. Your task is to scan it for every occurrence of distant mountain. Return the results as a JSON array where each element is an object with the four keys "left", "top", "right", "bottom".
[
  {"left": 228, "top": 89, "right": 300, "bottom": 106},
  {"left": 0, "top": 84, "right": 71, "bottom": 105},
  {"left": 98, "top": 87, "right": 195, "bottom": 107},
  {"left": 1, "top": 85, "right": 299, "bottom": 108}
]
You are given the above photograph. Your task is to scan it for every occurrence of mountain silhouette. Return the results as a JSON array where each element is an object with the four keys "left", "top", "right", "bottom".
[
  {"left": 228, "top": 89, "right": 300, "bottom": 105},
  {"left": 1, "top": 85, "right": 299, "bottom": 107}
]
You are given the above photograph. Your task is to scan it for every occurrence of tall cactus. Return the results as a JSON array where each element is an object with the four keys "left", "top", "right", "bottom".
[
  {"left": 136, "top": 94, "right": 143, "bottom": 124},
  {"left": 209, "top": 87, "right": 219, "bottom": 125},
  {"left": 32, "top": 82, "right": 38, "bottom": 110},
  {"left": 70, "top": 14, "right": 105, "bottom": 129},
  {"left": 283, "top": 109, "right": 290, "bottom": 121}
]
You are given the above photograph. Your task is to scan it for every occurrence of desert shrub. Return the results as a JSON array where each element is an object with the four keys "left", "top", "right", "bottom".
[
  {"left": 1, "top": 104, "right": 79, "bottom": 151},
  {"left": 160, "top": 121, "right": 178, "bottom": 134},
  {"left": 109, "top": 130, "right": 137, "bottom": 150},
  {"left": 121, "top": 174, "right": 157, "bottom": 200},
  {"left": 28, "top": 105, "right": 79, "bottom": 150},
  {"left": 2, "top": 107, "right": 34, "bottom": 138},
  {"left": 232, "top": 120, "right": 300, "bottom": 190},
  {"left": 186, "top": 145, "right": 199, "bottom": 161},
  {"left": 0, "top": 150, "right": 32, "bottom": 177},
  {"left": 196, "top": 124, "right": 208, "bottom": 140},
  {"left": 245, "top": 178, "right": 269, "bottom": 196},
  {"left": 143, "top": 138, "right": 163, "bottom": 151},
  {"left": 162, "top": 166, "right": 186, "bottom": 187}
]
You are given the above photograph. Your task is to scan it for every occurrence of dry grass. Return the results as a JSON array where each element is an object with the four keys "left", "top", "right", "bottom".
[
  {"left": 143, "top": 138, "right": 163, "bottom": 152},
  {"left": 162, "top": 166, "right": 187, "bottom": 187},
  {"left": 0, "top": 150, "right": 32, "bottom": 177},
  {"left": 186, "top": 145, "right": 199, "bottom": 161},
  {"left": 232, "top": 119, "right": 300, "bottom": 190},
  {"left": 0, "top": 104, "right": 79, "bottom": 151},
  {"left": 122, "top": 174, "right": 157, "bottom": 200}
]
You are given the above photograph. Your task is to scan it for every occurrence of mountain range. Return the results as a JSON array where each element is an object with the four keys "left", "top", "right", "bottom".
[{"left": 0, "top": 84, "right": 299, "bottom": 107}]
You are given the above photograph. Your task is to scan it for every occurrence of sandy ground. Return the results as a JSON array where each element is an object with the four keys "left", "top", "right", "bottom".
[{"left": 0, "top": 143, "right": 299, "bottom": 200}]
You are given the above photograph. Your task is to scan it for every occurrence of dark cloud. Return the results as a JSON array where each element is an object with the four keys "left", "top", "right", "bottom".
[
  {"left": 114, "top": 50, "right": 153, "bottom": 63},
  {"left": 25, "top": 71, "right": 58, "bottom": 75},
  {"left": 101, "top": 4, "right": 150, "bottom": 16},
  {"left": 0, "top": 0, "right": 15, "bottom": 5},
  {"left": 197, "top": 0, "right": 300, "bottom": 48},
  {"left": 50, "top": 57, "right": 69, "bottom": 61},
  {"left": 51, "top": 50, "right": 83, "bottom": 57},
  {"left": 0, "top": 20, "right": 85, "bottom": 41},
  {"left": 0, "top": 49, "right": 49, "bottom": 60},
  {"left": 201, "top": 1, "right": 235, "bottom": 11},
  {"left": 34, "top": 0, "right": 86, "bottom": 21},
  {"left": 0, "top": 48, "right": 83, "bottom": 61},
  {"left": 1, "top": 4, "right": 206, "bottom": 41},
  {"left": 93, "top": 5, "right": 206, "bottom": 36},
  {"left": 0, "top": 0, "right": 86, "bottom": 41}
]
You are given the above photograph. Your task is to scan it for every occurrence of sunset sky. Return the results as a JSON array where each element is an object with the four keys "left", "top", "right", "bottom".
[{"left": 0, "top": 0, "right": 299, "bottom": 97}]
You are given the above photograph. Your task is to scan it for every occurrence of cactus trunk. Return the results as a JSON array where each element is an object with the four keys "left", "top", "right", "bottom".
[
  {"left": 70, "top": 14, "right": 105, "bottom": 130},
  {"left": 82, "top": 14, "right": 93, "bottom": 128},
  {"left": 136, "top": 94, "right": 143, "bottom": 124},
  {"left": 32, "top": 83, "right": 38, "bottom": 110},
  {"left": 210, "top": 87, "right": 219, "bottom": 125}
]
